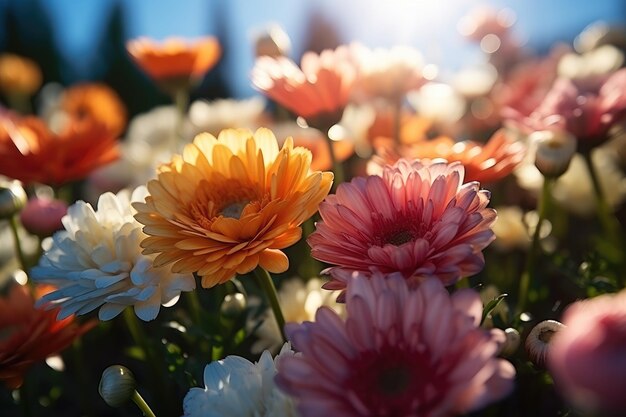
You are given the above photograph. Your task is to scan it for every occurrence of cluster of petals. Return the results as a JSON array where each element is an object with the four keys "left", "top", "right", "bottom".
[
  {"left": 60, "top": 82, "right": 128, "bottom": 137},
  {"left": 127, "top": 36, "right": 221, "bottom": 83},
  {"left": 506, "top": 68, "right": 626, "bottom": 149},
  {"left": 275, "top": 273, "right": 515, "bottom": 417},
  {"left": 183, "top": 343, "right": 297, "bottom": 417},
  {"left": 0, "top": 113, "right": 119, "bottom": 186},
  {"left": 0, "top": 284, "right": 94, "bottom": 389},
  {"left": 133, "top": 128, "right": 333, "bottom": 288},
  {"left": 251, "top": 45, "right": 356, "bottom": 125},
  {"left": 548, "top": 288, "right": 626, "bottom": 413},
  {"left": 369, "top": 129, "right": 525, "bottom": 184},
  {"left": 309, "top": 159, "right": 495, "bottom": 295},
  {"left": 351, "top": 43, "right": 426, "bottom": 102},
  {"left": 31, "top": 187, "right": 195, "bottom": 321}
]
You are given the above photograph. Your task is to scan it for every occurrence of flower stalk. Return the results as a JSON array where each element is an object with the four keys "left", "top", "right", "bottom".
[
  {"left": 8, "top": 215, "right": 27, "bottom": 273},
  {"left": 132, "top": 390, "right": 157, "bottom": 417},
  {"left": 253, "top": 266, "right": 287, "bottom": 343},
  {"left": 517, "top": 177, "right": 553, "bottom": 316}
]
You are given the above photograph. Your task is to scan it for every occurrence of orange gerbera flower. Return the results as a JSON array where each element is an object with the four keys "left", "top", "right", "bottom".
[
  {"left": 0, "top": 53, "right": 42, "bottom": 96},
  {"left": 0, "top": 114, "right": 120, "bottom": 186},
  {"left": 370, "top": 129, "right": 525, "bottom": 183},
  {"left": 0, "top": 284, "right": 94, "bottom": 389},
  {"left": 126, "top": 36, "right": 221, "bottom": 87},
  {"left": 251, "top": 45, "right": 356, "bottom": 130},
  {"left": 134, "top": 128, "right": 333, "bottom": 288},
  {"left": 61, "top": 83, "right": 127, "bottom": 137}
]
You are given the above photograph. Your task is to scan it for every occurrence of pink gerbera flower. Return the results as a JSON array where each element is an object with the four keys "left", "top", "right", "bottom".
[
  {"left": 308, "top": 159, "right": 496, "bottom": 295},
  {"left": 275, "top": 273, "right": 515, "bottom": 417}
]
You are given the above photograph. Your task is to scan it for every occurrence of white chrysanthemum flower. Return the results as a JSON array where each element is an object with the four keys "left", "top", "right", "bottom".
[
  {"left": 250, "top": 277, "right": 344, "bottom": 354},
  {"left": 183, "top": 343, "right": 298, "bottom": 417},
  {"left": 31, "top": 187, "right": 195, "bottom": 321},
  {"left": 188, "top": 97, "right": 266, "bottom": 137}
]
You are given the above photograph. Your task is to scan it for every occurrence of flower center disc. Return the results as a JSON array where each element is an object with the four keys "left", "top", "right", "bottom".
[
  {"left": 220, "top": 200, "right": 249, "bottom": 219},
  {"left": 386, "top": 230, "right": 415, "bottom": 246}
]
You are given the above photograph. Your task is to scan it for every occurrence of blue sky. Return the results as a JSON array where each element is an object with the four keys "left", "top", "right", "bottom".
[{"left": 6, "top": 0, "right": 626, "bottom": 96}]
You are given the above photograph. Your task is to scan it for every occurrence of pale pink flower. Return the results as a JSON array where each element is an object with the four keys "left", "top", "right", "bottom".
[
  {"left": 308, "top": 159, "right": 496, "bottom": 296},
  {"left": 548, "top": 289, "right": 626, "bottom": 414},
  {"left": 507, "top": 69, "right": 626, "bottom": 151},
  {"left": 275, "top": 273, "right": 515, "bottom": 417},
  {"left": 19, "top": 197, "right": 67, "bottom": 237}
]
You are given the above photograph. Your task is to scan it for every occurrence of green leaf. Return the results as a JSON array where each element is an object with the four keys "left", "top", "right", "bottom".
[{"left": 481, "top": 293, "right": 508, "bottom": 325}]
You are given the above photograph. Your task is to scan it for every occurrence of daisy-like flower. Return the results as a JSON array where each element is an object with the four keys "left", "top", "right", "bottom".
[
  {"left": 369, "top": 129, "right": 525, "bottom": 184},
  {"left": 60, "top": 83, "right": 127, "bottom": 137},
  {"left": 31, "top": 187, "right": 195, "bottom": 321},
  {"left": 250, "top": 277, "right": 344, "bottom": 354},
  {"left": 275, "top": 273, "right": 515, "bottom": 417},
  {"left": 133, "top": 128, "right": 333, "bottom": 288},
  {"left": 251, "top": 45, "right": 356, "bottom": 130},
  {"left": 0, "top": 114, "right": 119, "bottom": 186},
  {"left": 508, "top": 69, "right": 626, "bottom": 152},
  {"left": 548, "top": 289, "right": 626, "bottom": 413},
  {"left": 309, "top": 159, "right": 496, "bottom": 293},
  {"left": 183, "top": 343, "right": 297, "bottom": 417},
  {"left": 351, "top": 44, "right": 426, "bottom": 103},
  {"left": 0, "top": 53, "right": 42, "bottom": 96},
  {"left": 0, "top": 284, "right": 94, "bottom": 389},
  {"left": 188, "top": 97, "right": 267, "bottom": 137},
  {"left": 127, "top": 36, "right": 221, "bottom": 91}
]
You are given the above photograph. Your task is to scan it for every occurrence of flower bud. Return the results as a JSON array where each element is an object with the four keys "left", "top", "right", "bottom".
[
  {"left": 531, "top": 130, "right": 577, "bottom": 178},
  {"left": 99, "top": 365, "right": 136, "bottom": 407},
  {"left": 500, "top": 328, "right": 521, "bottom": 356},
  {"left": 20, "top": 197, "right": 67, "bottom": 237},
  {"left": 220, "top": 293, "right": 247, "bottom": 319},
  {"left": 0, "top": 180, "right": 27, "bottom": 219},
  {"left": 525, "top": 320, "right": 565, "bottom": 367}
]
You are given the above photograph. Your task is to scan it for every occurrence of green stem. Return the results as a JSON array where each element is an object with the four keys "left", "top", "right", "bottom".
[
  {"left": 173, "top": 87, "right": 190, "bottom": 149},
  {"left": 582, "top": 151, "right": 622, "bottom": 246},
  {"left": 132, "top": 390, "right": 157, "bottom": 417},
  {"left": 325, "top": 134, "right": 345, "bottom": 187},
  {"left": 19, "top": 378, "right": 32, "bottom": 417},
  {"left": 8, "top": 215, "right": 28, "bottom": 273},
  {"left": 516, "top": 178, "right": 552, "bottom": 316},
  {"left": 185, "top": 290, "right": 202, "bottom": 325},
  {"left": 253, "top": 267, "right": 287, "bottom": 343}
]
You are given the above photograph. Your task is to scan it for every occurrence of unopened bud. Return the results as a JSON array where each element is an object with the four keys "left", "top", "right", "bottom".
[
  {"left": 20, "top": 197, "right": 67, "bottom": 237},
  {"left": 500, "top": 328, "right": 521, "bottom": 356},
  {"left": 531, "top": 130, "right": 577, "bottom": 178},
  {"left": 99, "top": 365, "right": 136, "bottom": 407},
  {"left": 220, "top": 293, "right": 247, "bottom": 319},
  {"left": 0, "top": 180, "right": 26, "bottom": 219},
  {"left": 525, "top": 320, "right": 565, "bottom": 367}
]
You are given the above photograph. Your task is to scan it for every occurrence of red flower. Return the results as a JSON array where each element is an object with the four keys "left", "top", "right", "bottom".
[{"left": 0, "top": 285, "right": 94, "bottom": 389}]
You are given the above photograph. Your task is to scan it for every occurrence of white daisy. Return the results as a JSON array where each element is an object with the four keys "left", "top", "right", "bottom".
[
  {"left": 31, "top": 186, "right": 195, "bottom": 321},
  {"left": 183, "top": 343, "right": 298, "bottom": 417}
]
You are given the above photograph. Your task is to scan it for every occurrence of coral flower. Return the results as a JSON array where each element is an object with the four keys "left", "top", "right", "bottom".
[
  {"left": 0, "top": 284, "right": 93, "bottom": 389},
  {"left": 61, "top": 83, "right": 127, "bottom": 137},
  {"left": 275, "top": 273, "right": 515, "bottom": 417},
  {"left": 251, "top": 45, "right": 356, "bottom": 129},
  {"left": 369, "top": 129, "right": 525, "bottom": 183},
  {"left": 133, "top": 128, "right": 333, "bottom": 288},
  {"left": 127, "top": 36, "right": 221, "bottom": 87},
  {"left": 548, "top": 289, "right": 626, "bottom": 414},
  {"left": 309, "top": 159, "right": 495, "bottom": 294},
  {"left": 0, "top": 114, "right": 119, "bottom": 186},
  {"left": 0, "top": 53, "right": 42, "bottom": 96},
  {"left": 507, "top": 69, "right": 626, "bottom": 152}
]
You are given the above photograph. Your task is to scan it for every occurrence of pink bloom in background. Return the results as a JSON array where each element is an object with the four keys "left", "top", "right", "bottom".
[
  {"left": 19, "top": 197, "right": 68, "bottom": 237},
  {"left": 309, "top": 159, "right": 496, "bottom": 296},
  {"left": 506, "top": 68, "right": 626, "bottom": 150},
  {"left": 548, "top": 289, "right": 626, "bottom": 414},
  {"left": 275, "top": 273, "right": 515, "bottom": 417}
]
